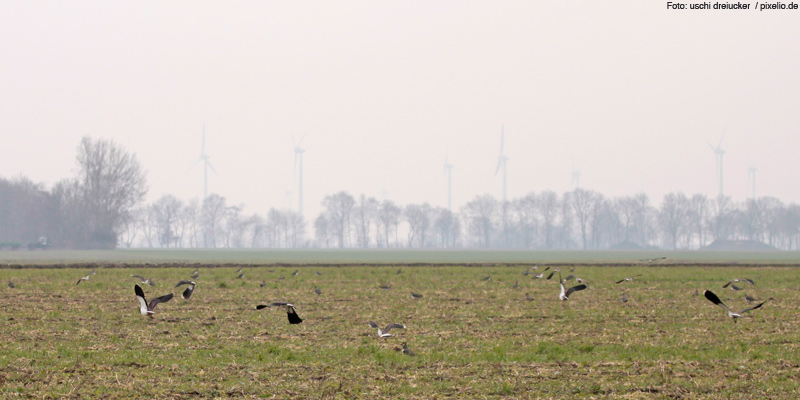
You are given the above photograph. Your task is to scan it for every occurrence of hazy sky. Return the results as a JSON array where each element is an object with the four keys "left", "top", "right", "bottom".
[{"left": 2, "top": 2, "right": 798, "bottom": 220}]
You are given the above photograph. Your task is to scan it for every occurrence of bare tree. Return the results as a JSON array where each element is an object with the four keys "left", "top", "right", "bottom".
[
  {"left": 536, "top": 191, "right": 559, "bottom": 249},
  {"left": 323, "top": 191, "right": 356, "bottom": 248},
  {"left": 74, "top": 137, "right": 148, "bottom": 248},
  {"left": 377, "top": 200, "right": 402, "bottom": 248},
  {"left": 314, "top": 214, "right": 330, "bottom": 248},
  {"left": 201, "top": 194, "right": 227, "bottom": 248},
  {"left": 151, "top": 195, "right": 183, "bottom": 248},
  {"left": 353, "top": 195, "right": 379, "bottom": 248},
  {"left": 513, "top": 193, "right": 538, "bottom": 248},
  {"left": 405, "top": 203, "right": 433, "bottom": 248},
  {"left": 433, "top": 207, "right": 460, "bottom": 248},
  {"left": 658, "top": 192, "right": 690, "bottom": 249},
  {"left": 567, "top": 188, "right": 602, "bottom": 250},
  {"left": 461, "top": 194, "right": 498, "bottom": 248}
]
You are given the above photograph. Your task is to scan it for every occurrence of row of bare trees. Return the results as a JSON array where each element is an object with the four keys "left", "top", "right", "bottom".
[{"left": 2, "top": 137, "right": 798, "bottom": 250}]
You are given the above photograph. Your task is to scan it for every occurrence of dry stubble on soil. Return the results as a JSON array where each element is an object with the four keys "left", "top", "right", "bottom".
[{"left": 1, "top": 264, "right": 800, "bottom": 399}]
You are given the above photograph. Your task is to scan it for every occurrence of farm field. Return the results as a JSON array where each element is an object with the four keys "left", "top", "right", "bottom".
[{"left": 2, "top": 263, "right": 800, "bottom": 399}]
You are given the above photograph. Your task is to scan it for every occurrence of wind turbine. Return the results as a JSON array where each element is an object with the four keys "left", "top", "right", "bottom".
[
  {"left": 571, "top": 169, "right": 581, "bottom": 189},
  {"left": 293, "top": 135, "right": 306, "bottom": 217},
  {"left": 708, "top": 130, "right": 727, "bottom": 199},
  {"left": 444, "top": 153, "right": 454, "bottom": 211},
  {"left": 748, "top": 166, "right": 757, "bottom": 199},
  {"left": 495, "top": 125, "right": 509, "bottom": 202},
  {"left": 191, "top": 123, "right": 216, "bottom": 200}
]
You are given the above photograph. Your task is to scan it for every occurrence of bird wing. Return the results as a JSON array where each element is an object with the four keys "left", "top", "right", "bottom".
[
  {"left": 742, "top": 278, "right": 755, "bottom": 285},
  {"left": 722, "top": 281, "right": 732, "bottom": 288},
  {"left": 269, "top": 302, "right": 292, "bottom": 307},
  {"left": 739, "top": 301, "right": 766, "bottom": 314},
  {"left": 255, "top": 305, "right": 270, "bottom": 310},
  {"left": 730, "top": 284, "right": 742, "bottom": 291},
  {"left": 174, "top": 280, "right": 194, "bottom": 288},
  {"left": 182, "top": 286, "right": 194, "bottom": 299},
  {"left": 368, "top": 321, "right": 379, "bottom": 328},
  {"left": 565, "top": 284, "right": 588, "bottom": 297},
  {"left": 286, "top": 306, "right": 303, "bottom": 324},
  {"left": 131, "top": 275, "right": 146, "bottom": 281},
  {"left": 703, "top": 290, "right": 733, "bottom": 313},
  {"left": 383, "top": 323, "right": 405, "bottom": 332},
  {"left": 148, "top": 293, "right": 174, "bottom": 311},
  {"left": 134, "top": 284, "right": 148, "bottom": 313},
  {"left": 615, "top": 279, "right": 626, "bottom": 284}
]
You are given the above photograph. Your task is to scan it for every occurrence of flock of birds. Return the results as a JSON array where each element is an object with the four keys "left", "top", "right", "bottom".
[{"left": 5, "top": 257, "right": 770, "bottom": 357}]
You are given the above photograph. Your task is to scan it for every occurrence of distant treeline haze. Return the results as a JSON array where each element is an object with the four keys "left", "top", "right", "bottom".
[{"left": 1, "top": 138, "right": 798, "bottom": 250}]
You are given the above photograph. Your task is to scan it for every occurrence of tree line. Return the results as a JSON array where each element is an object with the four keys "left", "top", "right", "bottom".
[{"left": 1, "top": 137, "right": 798, "bottom": 250}]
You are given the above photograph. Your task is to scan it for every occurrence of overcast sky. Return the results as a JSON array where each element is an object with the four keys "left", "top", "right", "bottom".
[{"left": 1, "top": 2, "right": 798, "bottom": 220}]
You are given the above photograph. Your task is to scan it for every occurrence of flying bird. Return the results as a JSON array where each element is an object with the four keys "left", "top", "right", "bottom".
[
  {"left": 368, "top": 321, "right": 406, "bottom": 338},
  {"left": 402, "top": 342, "right": 415, "bottom": 356},
  {"left": 256, "top": 302, "right": 303, "bottom": 324},
  {"left": 76, "top": 272, "right": 93, "bottom": 285},
  {"left": 703, "top": 290, "right": 766, "bottom": 323},
  {"left": 174, "top": 280, "right": 196, "bottom": 299},
  {"left": 615, "top": 274, "right": 643, "bottom": 284},
  {"left": 559, "top": 273, "right": 587, "bottom": 301},
  {"left": 131, "top": 275, "right": 156, "bottom": 286},
  {"left": 723, "top": 278, "right": 755, "bottom": 289},
  {"left": 134, "top": 284, "right": 173, "bottom": 318},
  {"left": 641, "top": 257, "right": 667, "bottom": 263}
]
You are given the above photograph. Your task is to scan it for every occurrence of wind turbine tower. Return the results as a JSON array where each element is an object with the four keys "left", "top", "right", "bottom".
[
  {"left": 748, "top": 166, "right": 757, "bottom": 199},
  {"left": 571, "top": 169, "right": 581, "bottom": 189},
  {"left": 294, "top": 136, "right": 306, "bottom": 217},
  {"left": 193, "top": 123, "right": 216, "bottom": 200},
  {"left": 444, "top": 153, "right": 454, "bottom": 211},
  {"left": 708, "top": 130, "right": 727, "bottom": 199},
  {"left": 495, "top": 125, "right": 509, "bottom": 202}
]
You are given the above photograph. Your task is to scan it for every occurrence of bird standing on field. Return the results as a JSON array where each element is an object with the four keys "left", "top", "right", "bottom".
[{"left": 402, "top": 342, "right": 415, "bottom": 356}]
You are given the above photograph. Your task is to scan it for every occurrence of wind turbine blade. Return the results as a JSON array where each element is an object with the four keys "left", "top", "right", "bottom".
[
  {"left": 298, "top": 133, "right": 306, "bottom": 148},
  {"left": 206, "top": 160, "right": 217, "bottom": 174},
  {"left": 187, "top": 158, "right": 202, "bottom": 173},
  {"left": 499, "top": 125, "right": 505, "bottom": 155},
  {"left": 495, "top": 159, "right": 502, "bottom": 176},
  {"left": 201, "top": 123, "right": 206, "bottom": 155},
  {"left": 294, "top": 151, "right": 298, "bottom": 174},
  {"left": 717, "top": 129, "right": 727, "bottom": 149},
  {"left": 707, "top": 142, "right": 717, "bottom": 152}
]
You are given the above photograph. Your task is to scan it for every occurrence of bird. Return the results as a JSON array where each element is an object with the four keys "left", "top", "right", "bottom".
[
  {"left": 402, "top": 342, "right": 415, "bottom": 356},
  {"left": 396, "top": 268, "right": 402, "bottom": 274},
  {"left": 621, "top": 293, "right": 629, "bottom": 303},
  {"left": 292, "top": 269, "right": 299, "bottom": 276},
  {"left": 559, "top": 272, "right": 587, "bottom": 301},
  {"left": 692, "top": 289, "right": 700, "bottom": 296},
  {"left": 134, "top": 284, "right": 173, "bottom": 318},
  {"left": 76, "top": 272, "right": 93, "bottom": 285},
  {"left": 236, "top": 271, "right": 245, "bottom": 279},
  {"left": 379, "top": 285, "right": 391, "bottom": 290},
  {"left": 512, "top": 281, "right": 519, "bottom": 289},
  {"left": 315, "top": 271, "right": 322, "bottom": 276},
  {"left": 641, "top": 257, "right": 667, "bottom": 263},
  {"left": 482, "top": 275, "right": 491, "bottom": 281},
  {"left": 174, "top": 280, "right": 196, "bottom": 299},
  {"left": 314, "top": 287, "right": 322, "bottom": 295},
  {"left": 723, "top": 278, "right": 755, "bottom": 289},
  {"left": 131, "top": 275, "right": 156, "bottom": 286},
  {"left": 190, "top": 269, "right": 199, "bottom": 279},
  {"left": 744, "top": 294, "right": 760, "bottom": 303},
  {"left": 256, "top": 302, "right": 303, "bottom": 324},
  {"left": 532, "top": 272, "right": 545, "bottom": 279},
  {"left": 368, "top": 321, "right": 405, "bottom": 338},
  {"left": 237, "top": 267, "right": 243, "bottom": 273},
  {"left": 545, "top": 271, "right": 556, "bottom": 280},
  {"left": 278, "top": 276, "right": 285, "bottom": 280},
  {"left": 703, "top": 290, "right": 766, "bottom": 323},
  {"left": 8, "top": 281, "right": 15, "bottom": 288},
  {"left": 563, "top": 274, "right": 576, "bottom": 281},
  {"left": 260, "top": 281, "right": 267, "bottom": 288},
  {"left": 615, "top": 274, "right": 643, "bottom": 284},
  {"left": 411, "top": 292, "right": 423, "bottom": 299},
  {"left": 525, "top": 293, "right": 534, "bottom": 301}
]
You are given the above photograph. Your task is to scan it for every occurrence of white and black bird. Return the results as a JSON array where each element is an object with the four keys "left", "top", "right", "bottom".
[
  {"left": 8, "top": 280, "right": 15, "bottom": 288},
  {"left": 703, "top": 290, "right": 766, "bottom": 323},
  {"left": 315, "top": 271, "right": 321, "bottom": 276},
  {"left": 131, "top": 275, "right": 156, "bottom": 286},
  {"left": 76, "top": 272, "right": 93, "bottom": 285},
  {"left": 292, "top": 269, "right": 299, "bottom": 276},
  {"left": 236, "top": 271, "right": 245, "bottom": 279},
  {"left": 411, "top": 292, "right": 423, "bottom": 299},
  {"left": 134, "top": 284, "right": 173, "bottom": 318},
  {"left": 256, "top": 302, "right": 303, "bottom": 324},
  {"left": 402, "top": 342, "right": 415, "bottom": 356},
  {"left": 190, "top": 269, "right": 199, "bottom": 279},
  {"left": 368, "top": 321, "right": 405, "bottom": 338},
  {"left": 559, "top": 272, "right": 587, "bottom": 301},
  {"left": 615, "top": 274, "right": 643, "bottom": 284},
  {"left": 260, "top": 280, "right": 267, "bottom": 288},
  {"left": 174, "top": 280, "right": 196, "bottom": 299},
  {"left": 482, "top": 275, "right": 491, "bottom": 281}
]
